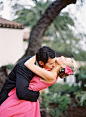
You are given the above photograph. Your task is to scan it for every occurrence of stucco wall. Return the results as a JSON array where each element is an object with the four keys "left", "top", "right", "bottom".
[{"left": 0, "top": 28, "right": 25, "bottom": 66}]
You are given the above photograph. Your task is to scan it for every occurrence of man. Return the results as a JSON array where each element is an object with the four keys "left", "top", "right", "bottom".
[{"left": 0, "top": 46, "right": 56, "bottom": 105}]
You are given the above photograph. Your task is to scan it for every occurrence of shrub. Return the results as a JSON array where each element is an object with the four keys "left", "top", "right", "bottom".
[
  {"left": 50, "top": 94, "right": 71, "bottom": 117},
  {"left": 41, "top": 84, "right": 71, "bottom": 117},
  {"left": 75, "top": 66, "right": 86, "bottom": 90},
  {"left": 40, "top": 91, "right": 50, "bottom": 108},
  {"left": 49, "top": 83, "right": 82, "bottom": 96},
  {"left": 75, "top": 91, "right": 86, "bottom": 107},
  {"left": 6, "top": 64, "right": 14, "bottom": 70}
]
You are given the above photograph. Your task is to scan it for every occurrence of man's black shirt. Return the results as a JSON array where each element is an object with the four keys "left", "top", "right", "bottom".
[{"left": 0, "top": 56, "right": 39, "bottom": 105}]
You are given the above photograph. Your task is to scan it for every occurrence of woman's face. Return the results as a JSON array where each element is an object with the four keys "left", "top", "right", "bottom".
[{"left": 57, "top": 56, "right": 72, "bottom": 68}]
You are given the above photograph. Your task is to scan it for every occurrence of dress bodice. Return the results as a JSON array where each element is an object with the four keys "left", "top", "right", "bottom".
[{"left": 29, "top": 75, "right": 58, "bottom": 91}]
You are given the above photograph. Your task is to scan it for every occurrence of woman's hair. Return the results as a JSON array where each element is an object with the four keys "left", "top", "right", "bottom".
[
  {"left": 71, "top": 58, "right": 77, "bottom": 71},
  {"left": 68, "top": 58, "right": 77, "bottom": 71},
  {"left": 58, "top": 58, "right": 77, "bottom": 78}
]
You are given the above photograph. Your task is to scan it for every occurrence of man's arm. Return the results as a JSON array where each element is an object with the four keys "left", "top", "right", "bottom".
[
  {"left": 16, "top": 64, "right": 40, "bottom": 102},
  {"left": 0, "top": 89, "right": 8, "bottom": 105}
]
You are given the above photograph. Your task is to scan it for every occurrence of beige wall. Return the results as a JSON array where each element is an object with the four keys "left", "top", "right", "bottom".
[{"left": 0, "top": 28, "right": 25, "bottom": 66}]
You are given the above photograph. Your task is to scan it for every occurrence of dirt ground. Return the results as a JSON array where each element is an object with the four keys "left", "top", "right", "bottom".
[
  {"left": 63, "top": 97, "right": 86, "bottom": 117},
  {"left": 64, "top": 106, "right": 86, "bottom": 117},
  {"left": 49, "top": 97, "right": 86, "bottom": 117}
]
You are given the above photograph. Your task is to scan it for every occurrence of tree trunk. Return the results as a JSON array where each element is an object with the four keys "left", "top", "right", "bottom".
[{"left": 19, "top": 0, "right": 76, "bottom": 61}]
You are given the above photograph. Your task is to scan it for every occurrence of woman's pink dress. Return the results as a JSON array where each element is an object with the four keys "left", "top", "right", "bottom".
[{"left": 0, "top": 75, "right": 58, "bottom": 117}]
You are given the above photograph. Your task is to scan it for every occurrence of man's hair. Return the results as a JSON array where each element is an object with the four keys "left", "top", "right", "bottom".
[{"left": 36, "top": 46, "right": 55, "bottom": 65}]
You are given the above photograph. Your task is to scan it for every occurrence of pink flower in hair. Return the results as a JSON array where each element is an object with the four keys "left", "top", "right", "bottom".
[{"left": 65, "top": 67, "right": 73, "bottom": 75}]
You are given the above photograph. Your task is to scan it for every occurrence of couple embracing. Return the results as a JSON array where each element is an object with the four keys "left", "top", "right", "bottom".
[{"left": 0, "top": 46, "right": 77, "bottom": 117}]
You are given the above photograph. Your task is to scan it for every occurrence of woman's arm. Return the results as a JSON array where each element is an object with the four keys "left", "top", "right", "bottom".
[{"left": 24, "top": 56, "right": 60, "bottom": 82}]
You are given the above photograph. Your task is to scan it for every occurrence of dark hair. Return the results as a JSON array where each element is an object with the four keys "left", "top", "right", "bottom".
[
  {"left": 36, "top": 46, "right": 55, "bottom": 65},
  {"left": 58, "top": 68, "right": 68, "bottom": 79}
]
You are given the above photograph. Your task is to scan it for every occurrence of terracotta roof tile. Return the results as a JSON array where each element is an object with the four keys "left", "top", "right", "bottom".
[{"left": 0, "top": 17, "right": 24, "bottom": 29}]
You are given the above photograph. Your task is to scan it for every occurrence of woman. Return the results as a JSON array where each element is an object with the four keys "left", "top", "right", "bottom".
[{"left": 0, "top": 56, "right": 77, "bottom": 117}]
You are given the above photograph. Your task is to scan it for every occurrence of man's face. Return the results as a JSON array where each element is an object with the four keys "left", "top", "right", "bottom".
[{"left": 43, "top": 58, "right": 56, "bottom": 70}]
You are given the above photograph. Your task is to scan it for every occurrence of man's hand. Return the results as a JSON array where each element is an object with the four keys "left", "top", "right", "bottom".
[{"left": 39, "top": 89, "right": 44, "bottom": 94}]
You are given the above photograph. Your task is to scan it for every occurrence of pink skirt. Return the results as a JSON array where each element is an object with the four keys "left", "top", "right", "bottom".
[{"left": 0, "top": 88, "right": 41, "bottom": 117}]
